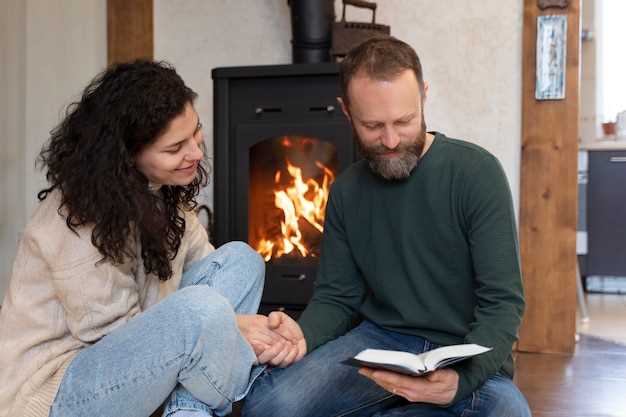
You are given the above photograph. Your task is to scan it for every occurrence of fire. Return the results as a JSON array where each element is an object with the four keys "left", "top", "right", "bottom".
[{"left": 256, "top": 159, "right": 335, "bottom": 261}]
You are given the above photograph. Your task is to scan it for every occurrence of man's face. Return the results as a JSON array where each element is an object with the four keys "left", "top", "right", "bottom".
[{"left": 340, "top": 69, "right": 427, "bottom": 180}]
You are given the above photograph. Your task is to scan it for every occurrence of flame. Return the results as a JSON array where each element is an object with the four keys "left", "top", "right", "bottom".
[{"left": 256, "top": 159, "right": 335, "bottom": 261}]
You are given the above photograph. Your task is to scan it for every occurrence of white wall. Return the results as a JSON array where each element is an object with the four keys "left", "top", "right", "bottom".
[
  {"left": 0, "top": 0, "right": 106, "bottom": 300},
  {"left": 1, "top": 0, "right": 522, "bottom": 300},
  {"left": 0, "top": 0, "right": 27, "bottom": 300},
  {"left": 580, "top": 0, "right": 599, "bottom": 142},
  {"left": 155, "top": 0, "right": 523, "bottom": 213},
  {"left": 154, "top": 0, "right": 293, "bottom": 206},
  {"left": 24, "top": 0, "right": 107, "bottom": 214}
]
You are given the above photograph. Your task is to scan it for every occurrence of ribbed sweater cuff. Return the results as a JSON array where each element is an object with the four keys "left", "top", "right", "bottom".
[{"left": 17, "top": 361, "right": 70, "bottom": 417}]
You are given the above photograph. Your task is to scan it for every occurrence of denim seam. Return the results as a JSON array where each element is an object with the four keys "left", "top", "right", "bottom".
[
  {"left": 333, "top": 393, "right": 396, "bottom": 417},
  {"left": 460, "top": 390, "right": 480, "bottom": 417},
  {"left": 164, "top": 398, "right": 212, "bottom": 416},
  {"left": 54, "top": 353, "right": 186, "bottom": 409},
  {"left": 423, "top": 339, "right": 431, "bottom": 352},
  {"left": 191, "top": 261, "right": 221, "bottom": 286},
  {"left": 472, "top": 389, "right": 481, "bottom": 411},
  {"left": 233, "top": 364, "right": 267, "bottom": 402},
  {"left": 199, "top": 365, "right": 234, "bottom": 403}
]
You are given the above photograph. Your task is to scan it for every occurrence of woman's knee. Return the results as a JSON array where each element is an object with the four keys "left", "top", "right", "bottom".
[
  {"left": 221, "top": 241, "right": 265, "bottom": 288},
  {"left": 174, "top": 285, "right": 236, "bottom": 328}
]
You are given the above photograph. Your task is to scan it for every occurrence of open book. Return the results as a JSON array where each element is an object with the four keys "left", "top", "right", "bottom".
[{"left": 343, "top": 344, "right": 492, "bottom": 376}]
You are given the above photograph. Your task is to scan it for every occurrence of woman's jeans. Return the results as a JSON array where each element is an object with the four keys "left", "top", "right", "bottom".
[
  {"left": 242, "top": 320, "right": 532, "bottom": 417},
  {"left": 49, "top": 241, "right": 265, "bottom": 417}
]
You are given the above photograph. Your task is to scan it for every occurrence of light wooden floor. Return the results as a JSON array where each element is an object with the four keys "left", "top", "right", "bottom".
[
  {"left": 578, "top": 293, "right": 626, "bottom": 345},
  {"left": 515, "top": 293, "right": 626, "bottom": 417}
]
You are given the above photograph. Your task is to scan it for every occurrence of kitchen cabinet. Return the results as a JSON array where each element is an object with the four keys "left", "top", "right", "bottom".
[{"left": 581, "top": 148, "right": 626, "bottom": 278}]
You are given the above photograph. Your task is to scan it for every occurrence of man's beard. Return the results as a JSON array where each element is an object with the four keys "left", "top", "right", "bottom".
[{"left": 355, "top": 117, "right": 427, "bottom": 181}]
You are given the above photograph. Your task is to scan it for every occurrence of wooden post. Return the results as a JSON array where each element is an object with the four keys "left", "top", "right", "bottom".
[
  {"left": 517, "top": 0, "right": 580, "bottom": 353},
  {"left": 107, "top": 0, "right": 153, "bottom": 65}
]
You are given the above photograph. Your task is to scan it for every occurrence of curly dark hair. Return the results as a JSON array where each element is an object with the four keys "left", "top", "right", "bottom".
[{"left": 38, "top": 60, "right": 210, "bottom": 280}]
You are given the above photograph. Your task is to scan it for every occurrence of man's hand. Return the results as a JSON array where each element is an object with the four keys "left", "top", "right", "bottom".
[
  {"left": 358, "top": 367, "right": 459, "bottom": 405},
  {"left": 267, "top": 311, "right": 307, "bottom": 365}
]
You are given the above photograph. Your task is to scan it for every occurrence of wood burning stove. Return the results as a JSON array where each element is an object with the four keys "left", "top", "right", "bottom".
[{"left": 212, "top": 63, "right": 357, "bottom": 315}]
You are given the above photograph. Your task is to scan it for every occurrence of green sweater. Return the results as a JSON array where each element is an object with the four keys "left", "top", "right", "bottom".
[{"left": 298, "top": 132, "right": 525, "bottom": 403}]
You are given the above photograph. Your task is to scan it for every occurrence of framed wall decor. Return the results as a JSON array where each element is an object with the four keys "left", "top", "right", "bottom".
[{"left": 535, "top": 15, "right": 567, "bottom": 100}]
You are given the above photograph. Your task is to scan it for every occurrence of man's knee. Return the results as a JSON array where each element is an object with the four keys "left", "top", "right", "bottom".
[
  {"left": 481, "top": 376, "right": 531, "bottom": 417},
  {"left": 242, "top": 368, "right": 317, "bottom": 417}
]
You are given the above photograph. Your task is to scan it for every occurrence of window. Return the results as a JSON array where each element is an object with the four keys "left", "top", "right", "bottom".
[{"left": 598, "top": 0, "right": 626, "bottom": 124}]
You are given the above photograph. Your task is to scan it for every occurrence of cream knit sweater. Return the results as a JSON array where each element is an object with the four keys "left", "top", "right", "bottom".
[{"left": 0, "top": 190, "right": 213, "bottom": 417}]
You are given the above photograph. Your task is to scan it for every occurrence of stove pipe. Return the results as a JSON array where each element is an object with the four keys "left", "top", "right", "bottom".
[{"left": 288, "top": 0, "right": 334, "bottom": 63}]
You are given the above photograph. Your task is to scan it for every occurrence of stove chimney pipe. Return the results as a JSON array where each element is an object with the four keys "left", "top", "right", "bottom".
[{"left": 288, "top": 0, "right": 334, "bottom": 63}]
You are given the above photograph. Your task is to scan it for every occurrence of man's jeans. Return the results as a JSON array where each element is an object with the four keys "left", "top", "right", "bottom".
[
  {"left": 49, "top": 241, "right": 265, "bottom": 417},
  {"left": 242, "top": 320, "right": 531, "bottom": 417}
]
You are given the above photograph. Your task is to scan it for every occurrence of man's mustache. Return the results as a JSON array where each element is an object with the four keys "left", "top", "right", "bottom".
[{"left": 366, "top": 142, "right": 421, "bottom": 157}]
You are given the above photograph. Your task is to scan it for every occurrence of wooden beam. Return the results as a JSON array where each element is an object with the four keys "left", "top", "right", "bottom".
[
  {"left": 517, "top": 0, "right": 580, "bottom": 353},
  {"left": 107, "top": 0, "right": 153, "bottom": 66}
]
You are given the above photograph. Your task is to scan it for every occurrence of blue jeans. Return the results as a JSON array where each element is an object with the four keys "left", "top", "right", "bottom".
[
  {"left": 242, "top": 320, "right": 531, "bottom": 417},
  {"left": 49, "top": 241, "right": 265, "bottom": 417}
]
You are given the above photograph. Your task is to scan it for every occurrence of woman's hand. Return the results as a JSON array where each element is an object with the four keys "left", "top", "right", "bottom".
[
  {"left": 235, "top": 314, "right": 304, "bottom": 367},
  {"left": 236, "top": 314, "right": 283, "bottom": 360}
]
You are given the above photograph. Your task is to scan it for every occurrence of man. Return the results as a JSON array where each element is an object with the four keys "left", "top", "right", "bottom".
[{"left": 245, "top": 36, "right": 531, "bottom": 417}]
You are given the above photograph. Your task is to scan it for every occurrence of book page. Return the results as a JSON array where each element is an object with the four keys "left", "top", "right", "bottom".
[
  {"left": 352, "top": 349, "right": 426, "bottom": 375},
  {"left": 345, "top": 344, "right": 492, "bottom": 376},
  {"left": 422, "top": 344, "right": 492, "bottom": 371}
]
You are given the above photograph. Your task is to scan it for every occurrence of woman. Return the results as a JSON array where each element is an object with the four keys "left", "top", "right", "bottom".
[{"left": 0, "top": 60, "right": 303, "bottom": 417}]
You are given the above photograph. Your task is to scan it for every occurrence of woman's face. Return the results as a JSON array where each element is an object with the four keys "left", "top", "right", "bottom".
[{"left": 134, "top": 102, "right": 204, "bottom": 186}]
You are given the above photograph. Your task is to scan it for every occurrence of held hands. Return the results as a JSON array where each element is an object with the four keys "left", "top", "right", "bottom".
[
  {"left": 235, "top": 314, "right": 289, "bottom": 365},
  {"left": 358, "top": 367, "right": 459, "bottom": 405},
  {"left": 235, "top": 311, "right": 306, "bottom": 368},
  {"left": 267, "top": 311, "right": 307, "bottom": 362}
]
